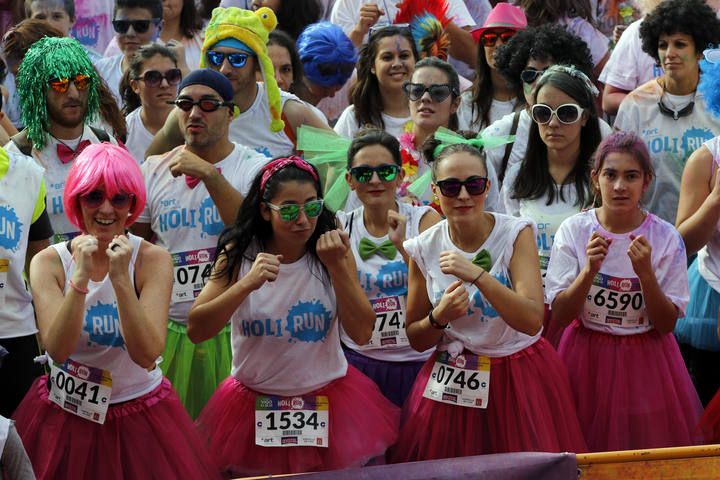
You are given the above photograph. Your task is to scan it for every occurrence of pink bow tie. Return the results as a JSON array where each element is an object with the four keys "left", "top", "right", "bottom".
[
  {"left": 185, "top": 167, "right": 222, "bottom": 189},
  {"left": 57, "top": 140, "right": 91, "bottom": 164}
]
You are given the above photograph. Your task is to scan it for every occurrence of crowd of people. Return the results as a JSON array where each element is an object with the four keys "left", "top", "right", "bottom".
[{"left": 3, "top": 0, "right": 720, "bottom": 478}]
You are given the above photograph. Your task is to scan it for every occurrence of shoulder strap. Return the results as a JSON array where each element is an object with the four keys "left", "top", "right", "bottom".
[
  {"left": 10, "top": 129, "right": 33, "bottom": 157},
  {"left": 499, "top": 111, "right": 521, "bottom": 183},
  {"left": 89, "top": 126, "right": 111, "bottom": 143},
  {"left": 345, "top": 211, "right": 354, "bottom": 238}
]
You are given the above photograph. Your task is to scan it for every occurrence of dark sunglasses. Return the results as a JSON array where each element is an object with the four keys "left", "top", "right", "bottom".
[
  {"left": 265, "top": 199, "right": 324, "bottom": 221},
  {"left": 169, "top": 98, "right": 232, "bottom": 113},
  {"left": 134, "top": 68, "right": 182, "bottom": 87},
  {"left": 80, "top": 190, "right": 135, "bottom": 209},
  {"left": 112, "top": 19, "right": 161, "bottom": 34},
  {"left": 316, "top": 62, "right": 355, "bottom": 77},
  {"left": 520, "top": 68, "right": 547, "bottom": 84},
  {"left": 479, "top": 30, "right": 516, "bottom": 47},
  {"left": 350, "top": 164, "right": 400, "bottom": 183},
  {"left": 435, "top": 176, "right": 489, "bottom": 197},
  {"left": 48, "top": 74, "right": 91, "bottom": 93},
  {"left": 206, "top": 50, "right": 249, "bottom": 68},
  {"left": 403, "top": 82, "right": 456, "bottom": 102},
  {"left": 531, "top": 103, "right": 584, "bottom": 125}
]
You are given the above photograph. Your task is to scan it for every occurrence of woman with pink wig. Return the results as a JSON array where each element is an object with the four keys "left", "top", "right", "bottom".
[{"left": 12, "top": 143, "right": 218, "bottom": 479}]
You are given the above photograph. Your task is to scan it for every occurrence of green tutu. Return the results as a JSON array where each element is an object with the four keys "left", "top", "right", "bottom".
[{"left": 160, "top": 320, "right": 232, "bottom": 419}]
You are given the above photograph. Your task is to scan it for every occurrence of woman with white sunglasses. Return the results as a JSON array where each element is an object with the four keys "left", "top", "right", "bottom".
[{"left": 500, "top": 64, "right": 602, "bottom": 346}]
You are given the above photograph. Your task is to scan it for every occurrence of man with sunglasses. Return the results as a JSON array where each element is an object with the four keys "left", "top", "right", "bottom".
[
  {"left": 131, "top": 68, "right": 266, "bottom": 417},
  {"left": 5, "top": 36, "right": 118, "bottom": 244},
  {"left": 146, "top": 7, "right": 331, "bottom": 161},
  {"left": 95, "top": 0, "right": 163, "bottom": 105}
]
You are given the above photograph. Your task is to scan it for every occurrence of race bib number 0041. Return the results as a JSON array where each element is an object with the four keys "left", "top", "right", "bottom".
[
  {"left": 49, "top": 359, "right": 112, "bottom": 424},
  {"left": 171, "top": 248, "right": 215, "bottom": 302},
  {"left": 255, "top": 395, "right": 329, "bottom": 448},
  {"left": 585, "top": 273, "right": 645, "bottom": 327},
  {"left": 423, "top": 351, "right": 490, "bottom": 409},
  {"left": 359, "top": 296, "right": 408, "bottom": 349}
]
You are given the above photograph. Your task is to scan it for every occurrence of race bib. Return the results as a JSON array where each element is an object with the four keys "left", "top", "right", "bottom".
[
  {"left": 0, "top": 259, "right": 8, "bottom": 307},
  {"left": 585, "top": 273, "right": 645, "bottom": 327},
  {"left": 171, "top": 248, "right": 215, "bottom": 302},
  {"left": 359, "top": 296, "right": 408, "bottom": 349},
  {"left": 423, "top": 351, "right": 491, "bottom": 409},
  {"left": 255, "top": 395, "right": 329, "bottom": 448},
  {"left": 49, "top": 359, "right": 112, "bottom": 424}
]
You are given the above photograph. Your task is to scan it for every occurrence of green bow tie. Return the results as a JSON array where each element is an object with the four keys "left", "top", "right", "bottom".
[
  {"left": 472, "top": 249, "right": 492, "bottom": 271},
  {"left": 358, "top": 237, "right": 397, "bottom": 261}
]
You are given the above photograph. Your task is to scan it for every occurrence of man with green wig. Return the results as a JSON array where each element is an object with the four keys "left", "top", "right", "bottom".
[{"left": 5, "top": 36, "right": 118, "bottom": 244}]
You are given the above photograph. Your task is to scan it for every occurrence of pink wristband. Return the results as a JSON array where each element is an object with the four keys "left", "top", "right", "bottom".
[{"left": 69, "top": 279, "right": 89, "bottom": 295}]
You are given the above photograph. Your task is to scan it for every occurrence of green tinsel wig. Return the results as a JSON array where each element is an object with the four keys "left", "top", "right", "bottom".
[{"left": 17, "top": 36, "right": 100, "bottom": 150}]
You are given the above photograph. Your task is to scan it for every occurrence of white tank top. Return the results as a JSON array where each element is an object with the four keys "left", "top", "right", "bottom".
[
  {"left": 124, "top": 108, "right": 154, "bottom": 164},
  {"left": 404, "top": 214, "right": 541, "bottom": 357},
  {"left": 0, "top": 150, "right": 45, "bottom": 338},
  {"left": 230, "top": 250, "right": 347, "bottom": 396},
  {"left": 337, "top": 202, "right": 433, "bottom": 362},
  {"left": 49, "top": 234, "right": 162, "bottom": 403},
  {"left": 697, "top": 136, "right": 720, "bottom": 293}
]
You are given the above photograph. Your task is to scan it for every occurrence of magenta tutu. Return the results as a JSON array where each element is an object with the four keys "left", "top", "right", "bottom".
[
  {"left": 196, "top": 365, "right": 400, "bottom": 476},
  {"left": 542, "top": 303, "right": 566, "bottom": 349},
  {"left": 558, "top": 320, "right": 703, "bottom": 451},
  {"left": 13, "top": 376, "right": 220, "bottom": 480},
  {"left": 389, "top": 338, "right": 587, "bottom": 462},
  {"left": 698, "top": 390, "right": 720, "bottom": 442}
]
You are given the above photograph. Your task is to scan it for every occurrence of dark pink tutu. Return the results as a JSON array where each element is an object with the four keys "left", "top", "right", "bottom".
[
  {"left": 558, "top": 320, "right": 703, "bottom": 452},
  {"left": 13, "top": 376, "right": 220, "bottom": 480},
  {"left": 541, "top": 303, "right": 566, "bottom": 349},
  {"left": 196, "top": 365, "right": 400, "bottom": 476},
  {"left": 698, "top": 390, "right": 720, "bottom": 442},
  {"left": 389, "top": 338, "right": 587, "bottom": 463}
]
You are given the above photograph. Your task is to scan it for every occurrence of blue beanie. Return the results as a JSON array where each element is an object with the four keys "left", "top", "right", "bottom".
[
  {"left": 178, "top": 68, "right": 234, "bottom": 102},
  {"left": 297, "top": 22, "right": 357, "bottom": 88}
]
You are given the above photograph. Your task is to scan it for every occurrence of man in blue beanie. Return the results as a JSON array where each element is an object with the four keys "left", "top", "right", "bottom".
[{"left": 130, "top": 68, "right": 267, "bottom": 418}]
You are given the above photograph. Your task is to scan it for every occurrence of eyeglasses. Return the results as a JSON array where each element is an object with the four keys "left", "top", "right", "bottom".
[
  {"left": 316, "top": 63, "right": 355, "bottom": 77},
  {"left": 48, "top": 74, "right": 91, "bottom": 93},
  {"left": 79, "top": 190, "right": 135, "bottom": 209},
  {"left": 134, "top": 68, "right": 182, "bottom": 87},
  {"left": 403, "top": 82, "right": 456, "bottom": 102},
  {"left": 350, "top": 164, "right": 400, "bottom": 183},
  {"left": 265, "top": 199, "right": 324, "bottom": 221},
  {"left": 435, "top": 176, "right": 489, "bottom": 197},
  {"left": 206, "top": 50, "right": 249, "bottom": 68},
  {"left": 112, "top": 19, "right": 161, "bottom": 34},
  {"left": 170, "top": 98, "right": 232, "bottom": 113},
  {"left": 520, "top": 68, "right": 547, "bottom": 84},
  {"left": 531, "top": 103, "right": 584, "bottom": 125},
  {"left": 479, "top": 30, "right": 516, "bottom": 47}
]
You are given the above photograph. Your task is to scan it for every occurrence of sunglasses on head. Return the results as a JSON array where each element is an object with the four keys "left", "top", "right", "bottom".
[
  {"left": 206, "top": 50, "right": 249, "bottom": 68},
  {"left": 520, "top": 68, "right": 547, "bottom": 84},
  {"left": 48, "top": 74, "right": 91, "bottom": 93},
  {"left": 403, "top": 82, "right": 456, "bottom": 102},
  {"left": 265, "top": 199, "right": 324, "bottom": 221},
  {"left": 134, "top": 68, "right": 182, "bottom": 87},
  {"left": 316, "top": 62, "right": 355, "bottom": 77},
  {"left": 170, "top": 98, "right": 232, "bottom": 113},
  {"left": 112, "top": 19, "right": 160, "bottom": 34},
  {"left": 79, "top": 190, "right": 135, "bottom": 209},
  {"left": 350, "top": 164, "right": 400, "bottom": 183},
  {"left": 435, "top": 176, "right": 489, "bottom": 197},
  {"left": 479, "top": 30, "right": 516, "bottom": 47},
  {"left": 531, "top": 103, "right": 584, "bottom": 125}
]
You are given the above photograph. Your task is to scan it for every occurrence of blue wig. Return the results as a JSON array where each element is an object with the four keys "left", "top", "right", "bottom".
[
  {"left": 297, "top": 22, "right": 357, "bottom": 87},
  {"left": 700, "top": 57, "right": 720, "bottom": 118}
]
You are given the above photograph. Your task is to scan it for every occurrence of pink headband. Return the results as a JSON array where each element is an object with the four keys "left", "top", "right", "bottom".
[{"left": 260, "top": 155, "right": 319, "bottom": 192}]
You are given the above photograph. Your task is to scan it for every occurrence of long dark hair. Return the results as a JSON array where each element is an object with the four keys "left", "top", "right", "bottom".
[
  {"left": 412, "top": 57, "right": 460, "bottom": 131},
  {"left": 177, "top": 0, "right": 203, "bottom": 38},
  {"left": 351, "top": 26, "right": 418, "bottom": 130},
  {"left": 212, "top": 162, "right": 337, "bottom": 285},
  {"left": 120, "top": 43, "right": 177, "bottom": 115},
  {"left": 511, "top": 67, "right": 601, "bottom": 207},
  {"left": 275, "top": 0, "right": 323, "bottom": 41},
  {"left": 268, "top": 29, "right": 304, "bottom": 93}
]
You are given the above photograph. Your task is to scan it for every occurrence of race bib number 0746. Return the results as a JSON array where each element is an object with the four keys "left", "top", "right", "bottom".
[{"left": 423, "top": 351, "right": 490, "bottom": 409}]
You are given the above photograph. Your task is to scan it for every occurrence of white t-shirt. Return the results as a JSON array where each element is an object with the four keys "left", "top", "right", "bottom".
[
  {"left": 230, "top": 251, "right": 348, "bottom": 396},
  {"left": 337, "top": 202, "right": 433, "bottom": 362},
  {"left": 599, "top": 18, "right": 663, "bottom": 91},
  {"left": 404, "top": 214, "right": 541, "bottom": 357},
  {"left": 104, "top": 33, "right": 205, "bottom": 71},
  {"left": 614, "top": 79, "right": 720, "bottom": 224},
  {"left": 697, "top": 136, "right": 720, "bottom": 293},
  {"left": 558, "top": 16, "right": 609, "bottom": 67},
  {"left": 545, "top": 209, "right": 689, "bottom": 336},
  {"left": 138, "top": 143, "right": 265, "bottom": 322},
  {"left": 457, "top": 91, "right": 518, "bottom": 132},
  {"left": 334, "top": 105, "right": 411, "bottom": 140},
  {"left": 94, "top": 54, "right": 124, "bottom": 106},
  {"left": 124, "top": 108, "right": 154, "bottom": 164}
]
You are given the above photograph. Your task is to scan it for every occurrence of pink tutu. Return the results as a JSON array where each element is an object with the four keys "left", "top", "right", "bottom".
[
  {"left": 13, "top": 376, "right": 220, "bottom": 480},
  {"left": 196, "top": 365, "right": 400, "bottom": 476},
  {"left": 558, "top": 320, "right": 703, "bottom": 451},
  {"left": 698, "top": 390, "right": 720, "bottom": 442},
  {"left": 389, "top": 338, "right": 587, "bottom": 463},
  {"left": 541, "top": 304, "right": 566, "bottom": 349}
]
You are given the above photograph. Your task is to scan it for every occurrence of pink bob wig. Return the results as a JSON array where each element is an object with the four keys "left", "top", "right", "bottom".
[
  {"left": 592, "top": 131, "right": 655, "bottom": 180},
  {"left": 63, "top": 143, "right": 146, "bottom": 231}
]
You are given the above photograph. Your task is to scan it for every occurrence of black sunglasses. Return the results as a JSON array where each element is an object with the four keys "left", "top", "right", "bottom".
[
  {"left": 112, "top": 18, "right": 161, "bottom": 34},
  {"left": 435, "top": 176, "right": 489, "bottom": 197},
  {"left": 134, "top": 69, "right": 182, "bottom": 87},
  {"left": 169, "top": 98, "right": 232, "bottom": 113},
  {"left": 350, "top": 164, "right": 400, "bottom": 183},
  {"left": 520, "top": 68, "right": 547, "bottom": 84},
  {"left": 403, "top": 82, "right": 456, "bottom": 102}
]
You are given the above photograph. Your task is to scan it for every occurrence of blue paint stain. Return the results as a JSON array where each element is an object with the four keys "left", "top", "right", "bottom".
[
  {"left": 85, "top": 302, "right": 125, "bottom": 347},
  {"left": 375, "top": 261, "right": 408, "bottom": 297},
  {"left": 0, "top": 206, "right": 22, "bottom": 251},
  {"left": 199, "top": 197, "right": 223, "bottom": 237},
  {"left": 285, "top": 300, "right": 332, "bottom": 342}
]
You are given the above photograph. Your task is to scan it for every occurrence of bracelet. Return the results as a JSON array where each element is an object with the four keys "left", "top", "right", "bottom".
[
  {"left": 69, "top": 279, "right": 89, "bottom": 295},
  {"left": 471, "top": 269, "right": 486, "bottom": 286},
  {"left": 428, "top": 310, "right": 448, "bottom": 330}
]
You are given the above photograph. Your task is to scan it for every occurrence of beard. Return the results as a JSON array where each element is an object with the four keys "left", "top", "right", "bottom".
[{"left": 46, "top": 98, "right": 88, "bottom": 129}]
